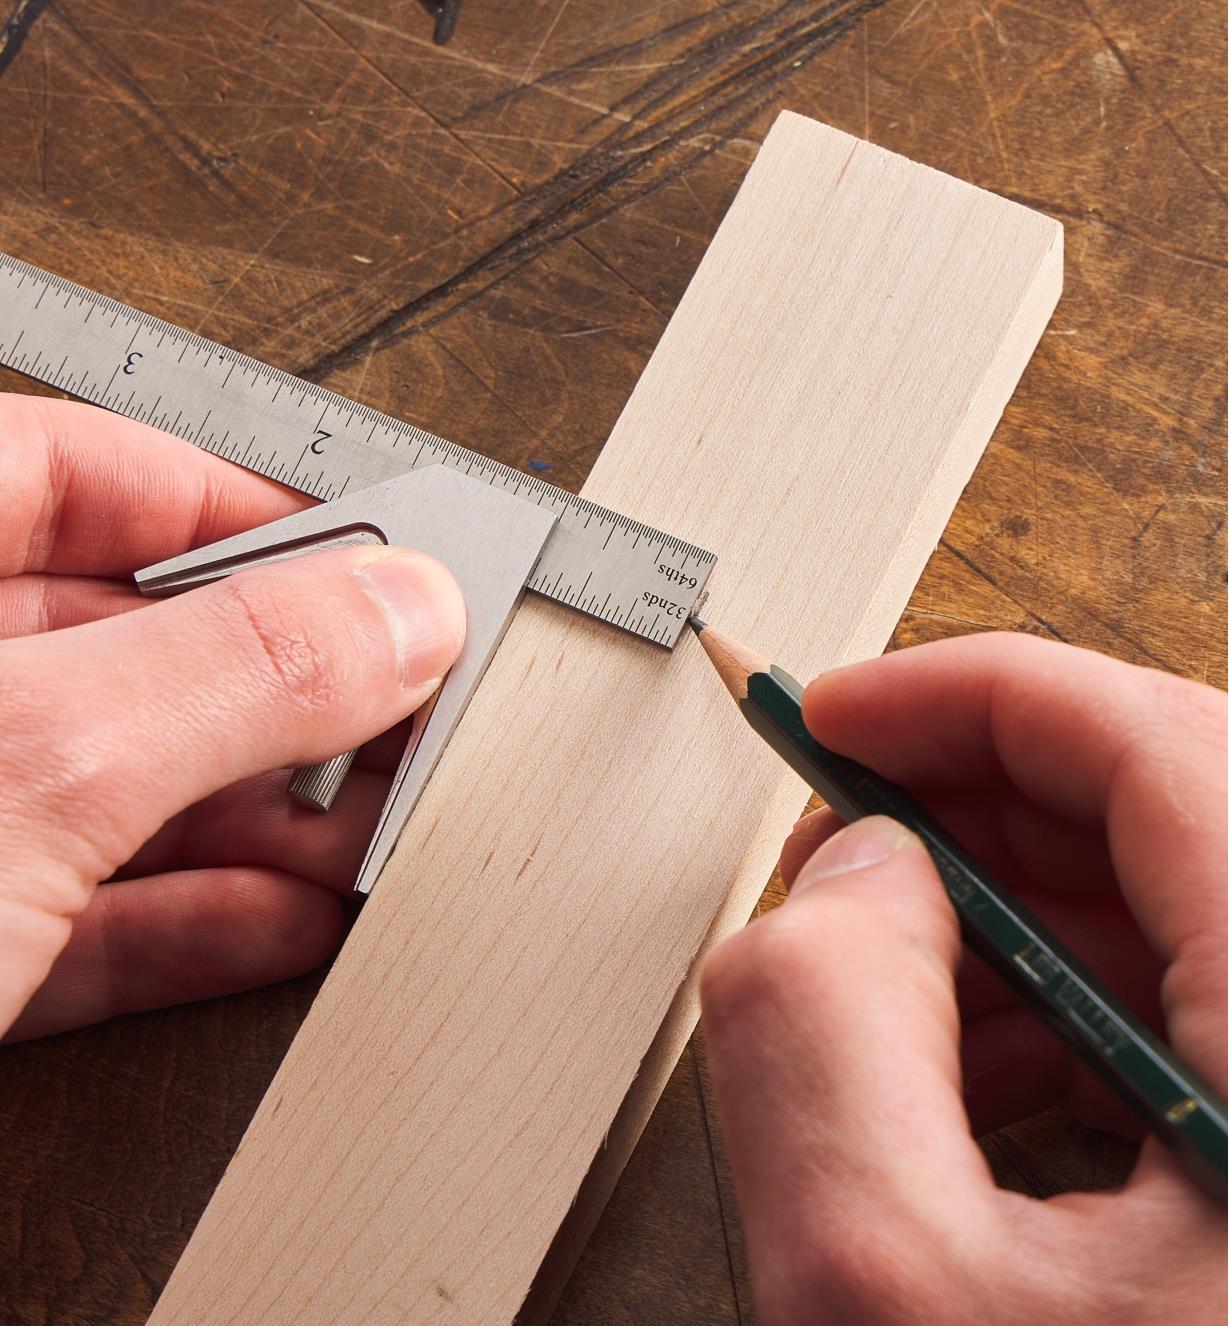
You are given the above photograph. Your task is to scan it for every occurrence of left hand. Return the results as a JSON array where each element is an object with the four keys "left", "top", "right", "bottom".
[{"left": 0, "top": 394, "right": 466, "bottom": 1042}]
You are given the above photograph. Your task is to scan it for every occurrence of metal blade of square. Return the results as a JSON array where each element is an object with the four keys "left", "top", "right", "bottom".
[{"left": 0, "top": 252, "right": 715, "bottom": 647}]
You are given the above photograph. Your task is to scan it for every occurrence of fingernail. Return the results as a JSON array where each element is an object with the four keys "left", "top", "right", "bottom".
[
  {"left": 788, "top": 808, "right": 829, "bottom": 841},
  {"left": 790, "top": 816, "right": 914, "bottom": 897},
  {"left": 779, "top": 810, "right": 833, "bottom": 872},
  {"left": 356, "top": 551, "right": 467, "bottom": 687}
]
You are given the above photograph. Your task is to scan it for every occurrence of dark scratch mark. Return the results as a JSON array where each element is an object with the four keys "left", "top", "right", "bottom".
[
  {"left": 1074, "top": 0, "right": 1226, "bottom": 205},
  {"left": 0, "top": 0, "right": 49, "bottom": 79},
  {"left": 595, "top": 0, "right": 868, "bottom": 151},
  {"left": 470, "top": 0, "right": 848, "bottom": 134},
  {"left": 691, "top": 1048, "right": 746, "bottom": 1326},
  {"left": 998, "top": 189, "right": 1227, "bottom": 272},
  {"left": 988, "top": 1132, "right": 1062, "bottom": 1199},
  {"left": 300, "top": 0, "right": 891, "bottom": 379},
  {"left": 1131, "top": 502, "right": 1165, "bottom": 546},
  {"left": 1202, "top": 391, "right": 1227, "bottom": 440},
  {"left": 940, "top": 537, "right": 1070, "bottom": 642},
  {"left": 67, "top": 1193, "right": 125, "bottom": 1222},
  {"left": 426, "top": 329, "right": 545, "bottom": 447},
  {"left": 941, "top": 537, "right": 1171, "bottom": 668},
  {"left": 296, "top": 0, "right": 520, "bottom": 196},
  {"left": 299, "top": 134, "right": 707, "bottom": 377},
  {"left": 464, "top": 1, "right": 751, "bottom": 125},
  {"left": 285, "top": 2, "right": 879, "bottom": 347},
  {"left": 51, "top": 5, "right": 250, "bottom": 206},
  {"left": 573, "top": 233, "right": 668, "bottom": 321}
]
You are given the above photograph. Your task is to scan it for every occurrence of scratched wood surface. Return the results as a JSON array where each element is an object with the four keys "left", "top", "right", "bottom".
[{"left": 0, "top": 2, "right": 1222, "bottom": 1323}]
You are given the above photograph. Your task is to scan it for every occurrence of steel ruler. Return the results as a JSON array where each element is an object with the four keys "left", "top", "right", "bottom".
[{"left": 0, "top": 252, "right": 714, "bottom": 647}]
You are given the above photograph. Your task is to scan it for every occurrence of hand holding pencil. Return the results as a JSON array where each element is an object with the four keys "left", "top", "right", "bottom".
[{"left": 698, "top": 629, "right": 1227, "bottom": 1326}]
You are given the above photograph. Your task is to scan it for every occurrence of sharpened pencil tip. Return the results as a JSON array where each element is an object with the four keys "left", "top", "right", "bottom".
[{"left": 687, "top": 614, "right": 707, "bottom": 634}]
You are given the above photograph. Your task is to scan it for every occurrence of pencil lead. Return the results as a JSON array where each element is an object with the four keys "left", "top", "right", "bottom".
[{"left": 687, "top": 614, "right": 707, "bottom": 634}]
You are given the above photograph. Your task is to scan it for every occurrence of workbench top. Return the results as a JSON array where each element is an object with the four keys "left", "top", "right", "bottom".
[{"left": 0, "top": 2, "right": 1223, "bottom": 1321}]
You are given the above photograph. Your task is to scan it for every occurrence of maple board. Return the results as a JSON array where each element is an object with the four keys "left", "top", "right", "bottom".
[{"left": 148, "top": 111, "right": 1062, "bottom": 1325}]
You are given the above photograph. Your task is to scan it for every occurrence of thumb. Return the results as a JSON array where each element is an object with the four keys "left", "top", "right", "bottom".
[
  {"left": 701, "top": 816, "right": 994, "bottom": 1316},
  {"left": 0, "top": 545, "right": 465, "bottom": 1027}
]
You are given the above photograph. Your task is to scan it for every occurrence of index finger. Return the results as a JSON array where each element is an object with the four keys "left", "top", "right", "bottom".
[
  {"left": 804, "top": 633, "right": 1224, "bottom": 831},
  {"left": 803, "top": 633, "right": 1227, "bottom": 1079},
  {"left": 0, "top": 393, "right": 309, "bottom": 577}
]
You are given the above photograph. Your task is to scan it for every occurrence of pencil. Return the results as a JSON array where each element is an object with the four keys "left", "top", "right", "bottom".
[{"left": 689, "top": 616, "right": 1228, "bottom": 1202}]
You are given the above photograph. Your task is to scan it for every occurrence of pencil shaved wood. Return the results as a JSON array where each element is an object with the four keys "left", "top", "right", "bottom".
[
  {"left": 691, "top": 621, "right": 766, "bottom": 700},
  {"left": 149, "top": 112, "right": 1061, "bottom": 1326}
]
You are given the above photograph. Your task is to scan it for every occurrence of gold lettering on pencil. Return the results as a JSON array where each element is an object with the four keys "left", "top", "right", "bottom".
[{"left": 1013, "top": 942, "right": 1060, "bottom": 984}]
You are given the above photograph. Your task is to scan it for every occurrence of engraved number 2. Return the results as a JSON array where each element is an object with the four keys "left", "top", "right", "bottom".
[{"left": 311, "top": 428, "right": 331, "bottom": 455}]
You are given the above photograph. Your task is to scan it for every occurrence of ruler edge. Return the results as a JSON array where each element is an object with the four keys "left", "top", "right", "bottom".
[{"left": 0, "top": 251, "right": 716, "bottom": 647}]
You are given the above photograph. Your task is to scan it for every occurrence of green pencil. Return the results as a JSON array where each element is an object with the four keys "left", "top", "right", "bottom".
[{"left": 690, "top": 617, "right": 1228, "bottom": 1203}]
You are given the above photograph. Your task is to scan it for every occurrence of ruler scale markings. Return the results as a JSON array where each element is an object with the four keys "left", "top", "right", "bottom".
[{"left": 0, "top": 252, "right": 712, "bottom": 647}]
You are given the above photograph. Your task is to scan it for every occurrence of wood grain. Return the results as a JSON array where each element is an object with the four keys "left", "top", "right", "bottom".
[
  {"left": 145, "top": 112, "right": 1060, "bottom": 1325},
  {"left": 0, "top": 5, "right": 1222, "bottom": 1324}
]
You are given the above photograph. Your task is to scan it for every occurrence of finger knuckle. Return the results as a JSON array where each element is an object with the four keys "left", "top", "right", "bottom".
[
  {"left": 804, "top": 1237, "right": 907, "bottom": 1323},
  {"left": 0, "top": 683, "right": 132, "bottom": 881},
  {"left": 215, "top": 575, "right": 345, "bottom": 716},
  {"left": 702, "top": 912, "right": 813, "bottom": 1028},
  {"left": 1120, "top": 667, "right": 1225, "bottom": 815},
  {"left": 768, "top": 1237, "right": 900, "bottom": 1325},
  {"left": 780, "top": 1225, "right": 974, "bottom": 1326},
  {"left": 1144, "top": 665, "right": 1224, "bottom": 733}
]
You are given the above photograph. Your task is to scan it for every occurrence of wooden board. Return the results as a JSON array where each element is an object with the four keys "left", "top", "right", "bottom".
[{"left": 137, "top": 110, "right": 1061, "bottom": 1324}]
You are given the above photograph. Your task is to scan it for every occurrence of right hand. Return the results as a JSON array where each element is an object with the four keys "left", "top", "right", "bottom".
[{"left": 702, "top": 633, "right": 1226, "bottom": 1324}]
